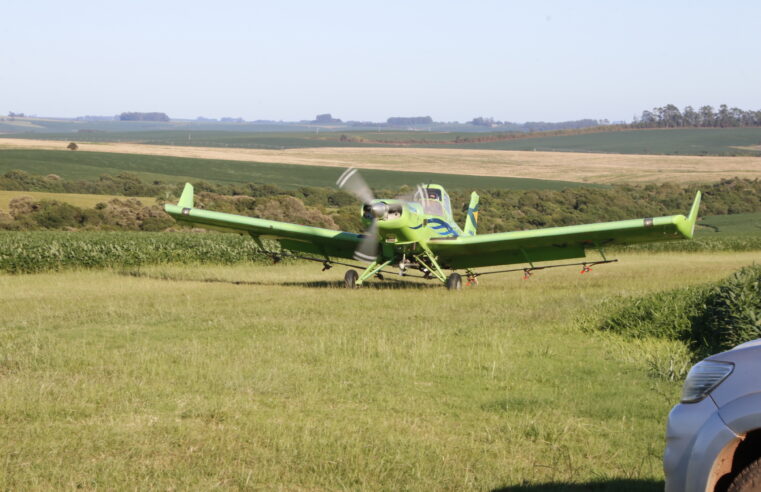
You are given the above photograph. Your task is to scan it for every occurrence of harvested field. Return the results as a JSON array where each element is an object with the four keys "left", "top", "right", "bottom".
[{"left": 2, "top": 138, "right": 760, "bottom": 184}]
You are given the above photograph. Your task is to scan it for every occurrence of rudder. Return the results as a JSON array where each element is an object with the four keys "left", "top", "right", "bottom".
[{"left": 464, "top": 191, "right": 479, "bottom": 236}]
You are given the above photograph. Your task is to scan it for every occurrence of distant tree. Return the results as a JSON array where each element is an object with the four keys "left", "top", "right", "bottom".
[
  {"left": 119, "top": 112, "right": 170, "bottom": 122},
  {"left": 313, "top": 113, "right": 342, "bottom": 124},
  {"left": 699, "top": 106, "right": 716, "bottom": 127},
  {"left": 67, "top": 142, "right": 79, "bottom": 151},
  {"left": 717, "top": 104, "right": 732, "bottom": 128},
  {"left": 386, "top": 116, "right": 433, "bottom": 126},
  {"left": 730, "top": 107, "right": 744, "bottom": 126},
  {"left": 683, "top": 106, "right": 699, "bottom": 127},
  {"left": 631, "top": 104, "right": 761, "bottom": 128},
  {"left": 639, "top": 110, "right": 657, "bottom": 127},
  {"left": 661, "top": 104, "right": 683, "bottom": 127},
  {"left": 470, "top": 116, "right": 496, "bottom": 127}
]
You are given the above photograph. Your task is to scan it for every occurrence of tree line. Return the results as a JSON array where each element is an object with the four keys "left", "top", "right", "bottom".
[
  {"left": 119, "top": 112, "right": 170, "bottom": 122},
  {"left": 632, "top": 104, "right": 761, "bottom": 128}
]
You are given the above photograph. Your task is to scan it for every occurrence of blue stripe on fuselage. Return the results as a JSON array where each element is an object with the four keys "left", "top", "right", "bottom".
[{"left": 426, "top": 218, "right": 458, "bottom": 237}]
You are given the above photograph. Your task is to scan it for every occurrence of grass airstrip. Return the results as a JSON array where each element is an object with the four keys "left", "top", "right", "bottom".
[{"left": 1, "top": 251, "right": 758, "bottom": 490}]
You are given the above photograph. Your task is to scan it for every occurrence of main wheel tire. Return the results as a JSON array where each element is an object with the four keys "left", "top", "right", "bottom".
[
  {"left": 344, "top": 269, "right": 359, "bottom": 289},
  {"left": 729, "top": 457, "right": 761, "bottom": 491},
  {"left": 445, "top": 272, "right": 462, "bottom": 290}
]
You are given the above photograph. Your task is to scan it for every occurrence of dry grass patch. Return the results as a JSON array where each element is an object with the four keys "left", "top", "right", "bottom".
[{"left": 0, "top": 190, "right": 157, "bottom": 210}]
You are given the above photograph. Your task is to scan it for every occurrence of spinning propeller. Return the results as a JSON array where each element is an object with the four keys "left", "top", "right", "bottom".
[
  {"left": 336, "top": 168, "right": 384, "bottom": 262},
  {"left": 337, "top": 168, "right": 429, "bottom": 262}
]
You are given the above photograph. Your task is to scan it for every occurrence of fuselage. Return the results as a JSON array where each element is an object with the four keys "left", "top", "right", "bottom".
[{"left": 361, "top": 184, "right": 464, "bottom": 250}]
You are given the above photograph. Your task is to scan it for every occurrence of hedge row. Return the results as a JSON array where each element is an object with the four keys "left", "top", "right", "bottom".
[{"left": 592, "top": 264, "right": 761, "bottom": 360}]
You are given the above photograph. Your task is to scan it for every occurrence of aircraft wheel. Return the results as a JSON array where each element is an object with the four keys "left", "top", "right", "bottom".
[
  {"left": 344, "top": 269, "right": 359, "bottom": 289},
  {"left": 446, "top": 272, "right": 462, "bottom": 290}
]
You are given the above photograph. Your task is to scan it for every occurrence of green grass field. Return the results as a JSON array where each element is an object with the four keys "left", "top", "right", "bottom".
[
  {"left": 0, "top": 252, "right": 757, "bottom": 490},
  {"left": 0, "top": 130, "right": 379, "bottom": 149},
  {"left": 444, "top": 128, "right": 761, "bottom": 156},
  {"left": 697, "top": 211, "right": 761, "bottom": 236},
  {"left": 5, "top": 127, "right": 761, "bottom": 156},
  {"left": 0, "top": 149, "right": 593, "bottom": 190}
]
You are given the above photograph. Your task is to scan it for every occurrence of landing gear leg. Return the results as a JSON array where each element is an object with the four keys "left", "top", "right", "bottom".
[
  {"left": 355, "top": 260, "right": 392, "bottom": 286},
  {"left": 412, "top": 248, "right": 448, "bottom": 286}
]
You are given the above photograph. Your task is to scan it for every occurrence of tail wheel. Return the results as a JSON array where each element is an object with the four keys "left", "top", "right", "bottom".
[
  {"left": 445, "top": 273, "right": 462, "bottom": 290},
  {"left": 344, "top": 269, "right": 359, "bottom": 289}
]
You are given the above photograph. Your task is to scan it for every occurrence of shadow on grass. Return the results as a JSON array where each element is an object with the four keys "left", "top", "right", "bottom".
[
  {"left": 492, "top": 479, "right": 663, "bottom": 492},
  {"left": 119, "top": 270, "right": 438, "bottom": 290},
  {"left": 282, "top": 280, "right": 438, "bottom": 289}
]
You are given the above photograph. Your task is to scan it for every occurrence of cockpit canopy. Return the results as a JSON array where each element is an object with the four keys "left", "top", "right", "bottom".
[{"left": 421, "top": 185, "right": 452, "bottom": 218}]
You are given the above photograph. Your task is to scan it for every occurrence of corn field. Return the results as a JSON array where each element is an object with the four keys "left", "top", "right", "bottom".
[{"left": 0, "top": 231, "right": 273, "bottom": 274}]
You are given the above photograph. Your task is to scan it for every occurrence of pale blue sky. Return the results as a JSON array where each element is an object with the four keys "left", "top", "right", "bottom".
[{"left": 2, "top": 0, "right": 759, "bottom": 123}]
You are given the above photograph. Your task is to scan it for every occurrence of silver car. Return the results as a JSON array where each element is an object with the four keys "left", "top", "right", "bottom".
[{"left": 665, "top": 339, "right": 761, "bottom": 491}]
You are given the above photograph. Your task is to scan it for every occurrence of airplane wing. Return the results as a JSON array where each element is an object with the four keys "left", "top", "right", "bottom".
[
  {"left": 164, "top": 183, "right": 362, "bottom": 260},
  {"left": 428, "top": 191, "right": 702, "bottom": 269}
]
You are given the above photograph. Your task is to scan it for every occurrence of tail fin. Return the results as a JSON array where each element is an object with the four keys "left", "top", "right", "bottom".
[
  {"left": 463, "top": 191, "right": 479, "bottom": 236},
  {"left": 177, "top": 183, "right": 194, "bottom": 208}
]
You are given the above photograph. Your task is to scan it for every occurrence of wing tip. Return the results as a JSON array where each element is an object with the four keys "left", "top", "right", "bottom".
[
  {"left": 678, "top": 191, "right": 701, "bottom": 239},
  {"left": 177, "top": 183, "right": 194, "bottom": 208}
]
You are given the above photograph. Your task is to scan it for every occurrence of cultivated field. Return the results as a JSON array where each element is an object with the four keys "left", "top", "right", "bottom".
[
  {"left": 4, "top": 127, "right": 761, "bottom": 156},
  {"left": 0, "top": 149, "right": 592, "bottom": 191},
  {"left": 2, "top": 138, "right": 761, "bottom": 184},
  {"left": 1, "top": 252, "right": 758, "bottom": 490}
]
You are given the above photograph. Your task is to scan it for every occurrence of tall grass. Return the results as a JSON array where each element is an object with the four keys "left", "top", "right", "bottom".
[
  {"left": 0, "top": 231, "right": 271, "bottom": 273},
  {"left": 618, "top": 236, "right": 761, "bottom": 253},
  {"left": 586, "top": 264, "right": 761, "bottom": 362}
]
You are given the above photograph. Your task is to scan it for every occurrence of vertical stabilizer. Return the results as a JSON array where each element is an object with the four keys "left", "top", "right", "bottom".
[{"left": 463, "top": 191, "right": 480, "bottom": 236}]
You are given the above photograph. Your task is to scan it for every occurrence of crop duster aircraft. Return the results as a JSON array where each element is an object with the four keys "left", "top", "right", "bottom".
[{"left": 164, "top": 168, "right": 701, "bottom": 290}]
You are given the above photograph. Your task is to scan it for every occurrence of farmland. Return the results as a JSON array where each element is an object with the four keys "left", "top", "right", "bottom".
[
  {"left": 2, "top": 140, "right": 761, "bottom": 185},
  {"left": 697, "top": 211, "right": 761, "bottom": 236},
  {"left": 0, "top": 149, "right": 594, "bottom": 190},
  {"left": 1, "top": 252, "right": 758, "bottom": 490},
  {"left": 4, "top": 126, "right": 761, "bottom": 156},
  {"left": 4, "top": 127, "right": 761, "bottom": 156},
  {"left": 435, "top": 127, "right": 761, "bottom": 156}
]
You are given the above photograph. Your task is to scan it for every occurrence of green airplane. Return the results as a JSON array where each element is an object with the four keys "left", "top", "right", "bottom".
[{"left": 164, "top": 168, "right": 701, "bottom": 290}]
